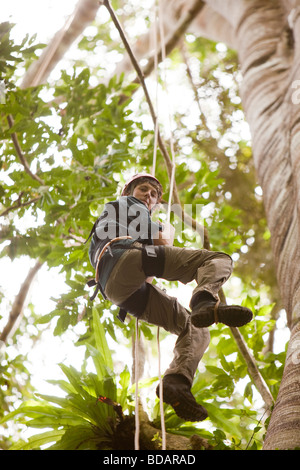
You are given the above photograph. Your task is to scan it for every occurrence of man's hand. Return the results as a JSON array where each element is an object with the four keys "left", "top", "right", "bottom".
[
  {"left": 153, "top": 222, "right": 175, "bottom": 247},
  {"left": 146, "top": 223, "right": 175, "bottom": 284}
]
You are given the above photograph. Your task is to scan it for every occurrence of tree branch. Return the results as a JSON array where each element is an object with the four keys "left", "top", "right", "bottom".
[
  {"left": 117, "top": 1, "right": 206, "bottom": 106},
  {"left": 104, "top": 0, "right": 176, "bottom": 183},
  {"left": 230, "top": 325, "right": 274, "bottom": 409},
  {"left": 126, "top": 0, "right": 206, "bottom": 84},
  {"left": 6, "top": 115, "right": 44, "bottom": 185},
  {"left": 0, "top": 196, "right": 41, "bottom": 218},
  {"left": 0, "top": 260, "right": 43, "bottom": 345}
]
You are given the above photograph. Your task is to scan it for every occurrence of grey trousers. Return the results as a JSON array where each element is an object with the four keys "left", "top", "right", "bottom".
[{"left": 104, "top": 245, "right": 233, "bottom": 385}]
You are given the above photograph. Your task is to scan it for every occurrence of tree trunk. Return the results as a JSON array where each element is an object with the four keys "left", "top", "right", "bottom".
[
  {"left": 263, "top": 322, "right": 300, "bottom": 450},
  {"left": 198, "top": 0, "right": 300, "bottom": 449}
]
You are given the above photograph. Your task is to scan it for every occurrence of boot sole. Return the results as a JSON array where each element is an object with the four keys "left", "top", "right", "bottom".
[
  {"left": 191, "top": 304, "right": 253, "bottom": 328},
  {"left": 157, "top": 384, "right": 208, "bottom": 422}
]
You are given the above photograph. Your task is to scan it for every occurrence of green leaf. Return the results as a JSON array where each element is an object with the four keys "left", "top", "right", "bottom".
[
  {"left": 49, "top": 425, "right": 109, "bottom": 450},
  {"left": 10, "top": 430, "right": 65, "bottom": 450},
  {"left": 59, "top": 364, "right": 90, "bottom": 400},
  {"left": 92, "top": 308, "right": 114, "bottom": 371},
  {"left": 118, "top": 366, "right": 131, "bottom": 409},
  {"left": 206, "top": 365, "right": 227, "bottom": 376},
  {"left": 244, "top": 382, "right": 253, "bottom": 404}
]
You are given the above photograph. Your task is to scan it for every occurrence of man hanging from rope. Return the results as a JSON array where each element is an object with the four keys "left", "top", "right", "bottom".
[{"left": 87, "top": 173, "right": 252, "bottom": 422}]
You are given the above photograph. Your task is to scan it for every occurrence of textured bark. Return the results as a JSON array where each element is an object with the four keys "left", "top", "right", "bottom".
[
  {"left": 113, "top": 404, "right": 213, "bottom": 450},
  {"left": 263, "top": 322, "right": 300, "bottom": 450}
]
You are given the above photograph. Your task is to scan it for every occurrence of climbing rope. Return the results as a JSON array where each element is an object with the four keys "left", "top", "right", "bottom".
[
  {"left": 151, "top": 0, "right": 159, "bottom": 178},
  {"left": 156, "top": 324, "right": 166, "bottom": 450},
  {"left": 134, "top": 318, "right": 140, "bottom": 450},
  {"left": 157, "top": 0, "right": 176, "bottom": 223}
]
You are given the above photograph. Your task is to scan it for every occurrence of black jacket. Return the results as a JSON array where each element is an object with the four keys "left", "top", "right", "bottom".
[{"left": 88, "top": 196, "right": 161, "bottom": 290}]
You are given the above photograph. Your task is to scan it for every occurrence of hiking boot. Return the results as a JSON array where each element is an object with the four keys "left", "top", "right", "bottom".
[
  {"left": 191, "top": 298, "right": 253, "bottom": 328},
  {"left": 156, "top": 374, "right": 208, "bottom": 422}
]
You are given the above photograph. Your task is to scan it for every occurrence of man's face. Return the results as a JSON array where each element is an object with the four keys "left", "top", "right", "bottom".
[{"left": 132, "top": 181, "right": 158, "bottom": 212}]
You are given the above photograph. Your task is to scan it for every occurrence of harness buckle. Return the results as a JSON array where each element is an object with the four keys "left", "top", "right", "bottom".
[{"left": 145, "top": 245, "right": 157, "bottom": 257}]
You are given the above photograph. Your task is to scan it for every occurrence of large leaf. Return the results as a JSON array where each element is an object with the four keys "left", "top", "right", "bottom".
[
  {"left": 10, "top": 430, "right": 65, "bottom": 450},
  {"left": 92, "top": 307, "right": 114, "bottom": 371}
]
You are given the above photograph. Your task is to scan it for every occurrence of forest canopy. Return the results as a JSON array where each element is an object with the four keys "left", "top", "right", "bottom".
[{"left": 0, "top": 0, "right": 288, "bottom": 451}]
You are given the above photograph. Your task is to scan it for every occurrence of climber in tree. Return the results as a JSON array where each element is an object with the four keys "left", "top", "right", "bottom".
[{"left": 88, "top": 173, "right": 252, "bottom": 422}]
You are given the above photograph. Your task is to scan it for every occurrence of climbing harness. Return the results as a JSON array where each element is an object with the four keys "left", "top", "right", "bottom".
[
  {"left": 86, "top": 236, "right": 133, "bottom": 301},
  {"left": 95, "top": 236, "right": 133, "bottom": 283},
  {"left": 87, "top": 238, "right": 165, "bottom": 322}
]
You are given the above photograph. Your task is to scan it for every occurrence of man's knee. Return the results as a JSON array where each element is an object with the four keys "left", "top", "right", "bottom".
[{"left": 209, "top": 252, "right": 233, "bottom": 279}]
